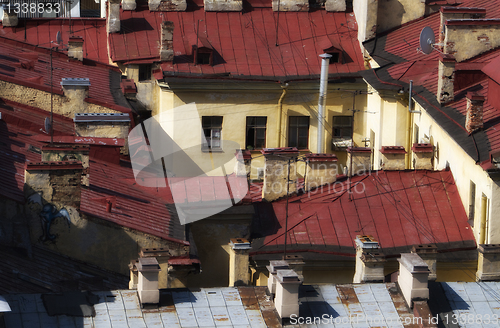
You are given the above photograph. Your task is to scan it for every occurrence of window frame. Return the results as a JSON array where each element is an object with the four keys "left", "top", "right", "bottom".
[
  {"left": 288, "top": 116, "right": 310, "bottom": 150},
  {"left": 202, "top": 116, "right": 223, "bottom": 151},
  {"left": 245, "top": 116, "right": 267, "bottom": 150},
  {"left": 332, "top": 116, "right": 353, "bottom": 140}
]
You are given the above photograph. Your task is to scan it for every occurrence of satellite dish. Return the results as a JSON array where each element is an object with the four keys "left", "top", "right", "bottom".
[
  {"left": 56, "top": 31, "right": 62, "bottom": 45},
  {"left": 419, "top": 26, "right": 435, "bottom": 55},
  {"left": 44, "top": 117, "right": 52, "bottom": 134}
]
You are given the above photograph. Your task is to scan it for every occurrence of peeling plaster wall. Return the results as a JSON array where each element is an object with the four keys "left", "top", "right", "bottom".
[
  {"left": 75, "top": 123, "right": 130, "bottom": 139},
  {"left": 0, "top": 80, "right": 122, "bottom": 117},
  {"left": 445, "top": 24, "right": 500, "bottom": 62},
  {"left": 376, "top": 0, "right": 425, "bottom": 34}
]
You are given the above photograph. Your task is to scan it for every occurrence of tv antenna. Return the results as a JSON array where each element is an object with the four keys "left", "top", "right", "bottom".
[{"left": 418, "top": 26, "right": 443, "bottom": 55}]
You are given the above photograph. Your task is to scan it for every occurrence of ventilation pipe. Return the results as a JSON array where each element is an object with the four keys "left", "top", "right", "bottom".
[{"left": 317, "top": 54, "right": 332, "bottom": 153}]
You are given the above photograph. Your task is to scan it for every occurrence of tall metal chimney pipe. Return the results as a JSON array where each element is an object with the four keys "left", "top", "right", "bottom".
[{"left": 317, "top": 54, "right": 332, "bottom": 153}]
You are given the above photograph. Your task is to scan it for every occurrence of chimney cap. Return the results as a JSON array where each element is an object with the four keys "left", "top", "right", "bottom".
[
  {"left": 355, "top": 235, "right": 379, "bottom": 249},
  {"left": 74, "top": 113, "right": 130, "bottom": 123},
  {"left": 68, "top": 36, "right": 84, "bottom": 43},
  {"left": 411, "top": 143, "right": 433, "bottom": 153},
  {"left": 398, "top": 253, "right": 430, "bottom": 273},
  {"left": 60, "top": 78, "right": 91, "bottom": 87},
  {"left": 268, "top": 260, "right": 290, "bottom": 273},
  {"left": 276, "top": 269, "right": 301, "bottom": 283},
  {"left": 440, "top": 6, "right": 486, "bottom": 14},
  {"left": 347, "top": 147, "right": 372, "bottom": 153},
  {"left": 380, "top": 146, "right": 407, "bottom": 154},
  {"left": 261, "top": 147, "right": 299, "bottom": 155},
  {"left": 235, "top": 149, "right": 252, "bottom": 160},
  {"left": 305, "top": 153, "right": 338, "bottom": 162},
  {"left": 137, "top": 257, "right": 161, "bottom": 272},
  {"left": 466, "top": 92, "right": 485, "bottom": 102},
  {"left": 230, "top": 238, "right": 251, "bottom": 250}
]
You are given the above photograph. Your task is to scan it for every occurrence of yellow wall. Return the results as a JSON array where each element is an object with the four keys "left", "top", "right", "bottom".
[{"left": 157, "top": 82, "right": 367, "bottom": 178}]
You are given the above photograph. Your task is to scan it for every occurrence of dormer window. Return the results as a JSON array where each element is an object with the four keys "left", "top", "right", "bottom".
[
  {"left": 323, "top": 46, "right": 343, "bottom": 64},
  {"left": 193, "top": 45, "right": 214, "bottom": 66}
]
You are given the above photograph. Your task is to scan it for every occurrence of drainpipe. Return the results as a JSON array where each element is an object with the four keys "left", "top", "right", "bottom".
[
  {"left": 317, "top": 54, "right": 332, "bottom": 153},
  {"left": 277, "top": 83, "right": 288, "bottom": 148},
  {"left": 480, "top": 196, "right": 488, "bottom": 244}
]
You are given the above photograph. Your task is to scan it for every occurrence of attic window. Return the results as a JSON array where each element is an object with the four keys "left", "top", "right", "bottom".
[
  {"left": 193, "top": 46, "right": 213, "bottom": 66},
  {"left": 323, "top": 46, "right": 343, "bottom": 64},
  {"left": 139, "top": 65, "right": 152, "bottom": 82}
]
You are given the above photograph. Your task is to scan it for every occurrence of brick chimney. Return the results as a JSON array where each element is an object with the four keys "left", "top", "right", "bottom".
[
  {"left": 267, "top": 260, "right": 289, "bottom": 296},
  {"left": 160, "top": 21, "right": 174, "bottom": 62},
  {"left": 476, "top": 244, "right": 500, "bottom": 281},
  {"left": 60, "top": 78, "right": 90, "bottom": 115},
  {"left": 234, "top": 150, "right": 252, "bottom": 177},
  {"left": 465, "top": 92, "right": 485, "bottom": 134},
  {"left": 107, "top": 0, "right": 120, "bottom": 33},
  {"left": 437, "top": 55, "right": 456, "bottom": 104},
  {"left": 204, "top": 0, "right": 242, "bottom": 11},
  {"left": 228, "top": 238, "right": 251, "bottom": 286},
  {"left": 439, "top": 7, "right": 487, "bottom": 49},
  {"left": 346, "top": 147, "right": 372, "bottom": 176},
  {"left": 2, "top": 8, "right": 18, "bottom": 27},
  {"left": 353, "top": 235, "right": 385, "bottom": 283},
  {"left": 122, "top": 0, "right": 136, "bottom": 10},
  {"left": 380, "top": 146, "right": 406, "bottom": 170},
  {"left": 41, "top": 144, "right": 90, "bottom": 186},
  {"left": 67, "top": 37, "right": 84, "bottom": 61},
  {"left": 412, "top": 244, "right": 437, "bottom": 281},
  {"left": 304, "top": 153, "right": 338, "bottom": 192},
  {"left": 137, "top": 257, "right": 161, "bottom": 305},
  {"left": 397, "top": 253, "right": 430, "bottom": 308},
  {"left": 149, "top": 0, "right": 187, "bottom": 11},
  {"left": 274, "top": 269, "right": 301, "bottom": 319},
  {"left": 261, "top": 148, "right": 299, "bottom": 202},
  {"left": 272, "top": 0, "right": 308, "bottom": 11},
  {"left": 411, "top": 144, "right": 433, "bottom": 170}
]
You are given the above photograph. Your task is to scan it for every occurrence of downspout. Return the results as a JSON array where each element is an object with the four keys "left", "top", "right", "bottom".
[
  {"left": 277, "top": 83, "right": 289, "bottom": 147},
  {"left": 317, "top": 54, "right": 332, "bottom": 153},
  {"left": 480, "top": 196, "right": 488, "bottom": 244}
]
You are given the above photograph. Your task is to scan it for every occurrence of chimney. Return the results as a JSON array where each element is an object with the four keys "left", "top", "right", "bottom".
[
  {"left": 41, "top": 144, "right": 90, "bottom": 186},
  {"left": 140, "top": 247, "right": 171, "bottom": 288},
  {"left": 272, "top": 0, "right": 308, "bottom": 11},
  {"left": 439, "top": 7, "right": 487, "bottom": 49},
  {"left": 465, "top": 92, "right": 485, "bottom": 134},
  {"left": 204, "top": 0, "right": 242, "bottom": 11},
  {"left": 261, "top": 148, "right": 299, "bottom": 202},
  {"left": 285, "top": 254, "right": 305, "bottom": 279},
  {"left": 121, "top": 79, "right": 137, "bottom": 99},
  {"left": 73, "top": 113, "right": 131, "bottom": 140},
  {"left": 346, "top": 147, "right": 372, "bottom": 176},
  {"left": 122, "top": 0, "right": 136, "bottom": 10},
  {"left": 234, "top": 149, "right": 252, "bottom": 177},
  {"left": 476, "top": 244, "right": 500, "bottom": 281},
  {"left": 411, "top": 144, "right": 434, "bottom": 170},
  {"left": 149, "top": 0, "right": 187, "bottom": 11},
  {"left": 60, "top": 78, "right": 90, "bottom": 115},
  {"left": 380, "top": 146, "right": 406, "bottom": 170},
  {"left": 274, "top": 269, "right": 301, "bottom": 319},
  {"left": 228, "top": 238, "right": 251, "bottom": 286},
  {"left": 304, "top": 153, "right": 338, "bottom": 192},
  {"left": 437, "top": 55, "right": 455, "bottom": 104},
  {"left": 137, "top": 257, "right": 161, "bottom": 305},
  {"left": 412, "top": 244, "right": 437, "bottom": 281},
  {"left": 325, "top": 0, "right": 345, "bottom": 12},
  {"left": 25, "top": 161, "right": 83, "bottom": 208},
  {"left": 160, "top": 21, "right": 174, "bottom": 62},
  {"left": 397, "top": 253, "right": 430, "bottom": 308},
  {"left": 107, "top": 0, "right": 120, "bottom": 33},
  {"left": 353, "top": 235, "right": 385, "bottom": 283},
  {"left": 2, "top": 6, "right": 18, "bottom": 27},
  {"left": 67, "top": 37, "right": 84, "bottom": 61},
  {"left": 267, "top": 260, "right": 289, "bottom": 296},
  {"left": 129, "top": 259, "right": 139, "bottom": 289}
]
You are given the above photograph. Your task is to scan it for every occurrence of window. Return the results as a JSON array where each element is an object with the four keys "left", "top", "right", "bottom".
[
  {"left": 193, "top": 46, "right": 214, "bottom": 66},
  {"left": 139, "top": 65, "right": 152, "bottom": 82},
  {"left": 288, "top": 116, "right": 309, "bottom": 149},
  {"left": 332, "top": 116, "right": 353, "bottom": 139},
  {"left": 246, "top": 117, "right": 267, "bottom": 150},
  {"left": 469, "top": 180, "right": 476, "bottom": 225},
  {"left": 202, "top": 116, "right": 223, "bottom": 150}
]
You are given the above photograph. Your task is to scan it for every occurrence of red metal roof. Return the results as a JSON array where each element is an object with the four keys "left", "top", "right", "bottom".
[
  {"left": 251, "top": 170, "right": 475, "bottom": 255},
  {"left": 0, "top": 18, "right": 109, "bottom": 64},
  {"left": 0, "top": 36, "right": 132, "bottom": 114},
  {"left": 109, "top": 2, "right": 364, "bottom": 80}
]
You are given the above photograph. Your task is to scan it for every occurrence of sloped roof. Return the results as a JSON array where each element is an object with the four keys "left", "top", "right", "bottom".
[
  {"left": 0, "top": 36, "right": 132, "bottom": 114},
  {"left": 362, "top": 0, "right": 500, "bottom": 163},
  {"left": 0, "top": 18, "right": 109, "bottom": 64},
  {"left": 251, "top": 170, "right": 475, "bottom": 257},
  {"left": 108, "top": 0, "right": 365, "bottom": 81}
]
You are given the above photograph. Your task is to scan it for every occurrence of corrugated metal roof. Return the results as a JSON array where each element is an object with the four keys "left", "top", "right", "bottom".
[
  {"left": 109, "top": 2, "right": 364, "bottom": 80},
  {"left": 251, "top": 170, "right": 475, "bottom": 256}
]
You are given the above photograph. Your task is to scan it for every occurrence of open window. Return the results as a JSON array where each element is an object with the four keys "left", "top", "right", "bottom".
[
  {"left": 246, "top": 117, "right": 267, "bottom": 150},
  {"left": 202, "top": 116, "right": 223, "bottom": 151}
]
